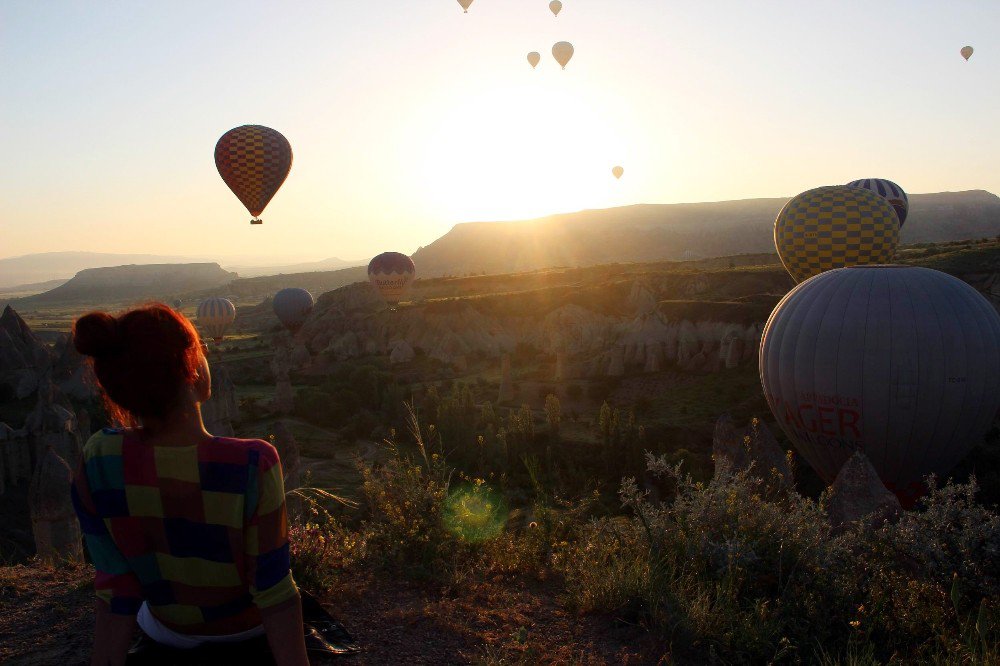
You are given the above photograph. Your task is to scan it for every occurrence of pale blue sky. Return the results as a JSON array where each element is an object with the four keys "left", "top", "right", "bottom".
[{"left": 2, "top": 1, "right": 998, "bottom": 263}]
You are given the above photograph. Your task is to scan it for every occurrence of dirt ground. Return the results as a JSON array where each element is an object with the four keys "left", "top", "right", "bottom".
[{"left": 0, "top": 562, "right": 667, "bottom": 665}]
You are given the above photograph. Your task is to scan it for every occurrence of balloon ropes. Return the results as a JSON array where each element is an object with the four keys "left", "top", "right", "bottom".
[
  {"left": 215, "top": 125, "right": 292, "bottom": 225},
  {"left": 552, "top": 41, "right": 574, "bottom": 69},
  {"left": 774, "top": 185, "right": 898, "bottom": 283},
  {"left": 272, "top": 288, "right": 315, "bottom": 335},
  {"left": 846, "top": 178, "right": 908, "bottom": 227},
  {"left": 760, "top": 265, "right": 1000, "bottom": 504},
  {"left": 197, "top": 297, "right": 236, "bottom": 343},
  {"left": 368, "top": 252, "right": 416, "bottom": 310}
]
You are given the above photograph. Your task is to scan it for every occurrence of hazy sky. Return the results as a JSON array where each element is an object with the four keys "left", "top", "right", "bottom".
[{"left": 2, "top": 1, "right": 998, "bottom": 263}]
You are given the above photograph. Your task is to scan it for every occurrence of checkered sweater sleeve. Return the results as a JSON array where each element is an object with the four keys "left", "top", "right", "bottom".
[
  {"left": 244, "top": 442, "right": 298, "bottom": 614},
  {"left": 71, "top": 434, "right": 144, "bottom": 615}
]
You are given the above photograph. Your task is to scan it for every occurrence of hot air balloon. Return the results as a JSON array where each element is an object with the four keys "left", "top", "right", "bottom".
[
  {"left": 368, "top": 252, "right": 416, "bottom": 309},
  {"left": 457, "top": 0, "right": 473, "bottom": 12},
  {"left": 774, "top": 185, "right": 898, "bottom": 283},
  {"left": 961, "top": 46, "right": 974, "bottom": 61},
  {"left": 197, "top": 297, "right": 236, "bottom": 343},
  {"left": 549, "top": 0, "right": 562, "bottom": 16},
  {"left": 760, "top": 265, "right": 1000, "bottom": 505},
  {"left": 846, "top": 178, "right": 909, "bottom": 227},
  {"left": 612, "top": 166, "right": 624, "bottom": 179},
  {"left": 552, "top": 42, "right": 574, "bottom": 69},
  {"left": 272, "top": 288, "right": 315, "bottom": 334},
  {"left": 527, "top": 52, "right": 541, "bottom": 69},
  {"left": 215, "top": 125, "right": 293, "bottom": 225}
]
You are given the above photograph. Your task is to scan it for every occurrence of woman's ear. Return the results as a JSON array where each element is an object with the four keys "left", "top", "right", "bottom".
[{"left": 195, "top": 353, "right": 212, "bottom": 402}]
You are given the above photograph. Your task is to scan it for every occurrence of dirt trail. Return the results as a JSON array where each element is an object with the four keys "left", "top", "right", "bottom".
[{"left": 0, "top": 564, "right": 664, "bottom": 665}]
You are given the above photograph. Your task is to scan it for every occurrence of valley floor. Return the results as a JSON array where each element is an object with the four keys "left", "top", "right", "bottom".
[{"left": 0, "top": 562, "right": 662, "bottom": 665}]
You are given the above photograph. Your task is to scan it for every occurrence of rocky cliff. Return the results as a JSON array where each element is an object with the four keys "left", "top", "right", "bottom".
[
  {"left": 412, "top": 191, "right": 1000, "bottom": 277},
  {"left": 23, "top": 263, "right": 236, "bottom": 304}
]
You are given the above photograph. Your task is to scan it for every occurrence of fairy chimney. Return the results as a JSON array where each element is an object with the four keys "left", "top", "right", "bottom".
[
  {"left": 826, "top": 451, "right": 902, "bottom": 529},
  {"left": 272, "top": 421, "right": 301, "bottom": 491},
  {"left": 202, "top": 364, "right": 237, "bottom": 437},
  {"left": 712, "top": 413, "right": 750, "bottom": 474},
  {"left": 29, "top": 447, "right": 83, "bottom": 562},
  {"left": 607, "top": 345, "right": 625, "bottom": 377}
]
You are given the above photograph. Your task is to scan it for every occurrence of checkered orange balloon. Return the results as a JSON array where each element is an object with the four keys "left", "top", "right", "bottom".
[{"left": 215, "top": 125, "right": 292, "bottom": 223}]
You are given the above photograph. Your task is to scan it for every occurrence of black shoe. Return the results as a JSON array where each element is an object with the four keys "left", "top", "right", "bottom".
[{"left": 300, "top": 592, "right": 362, "bottom": 655}]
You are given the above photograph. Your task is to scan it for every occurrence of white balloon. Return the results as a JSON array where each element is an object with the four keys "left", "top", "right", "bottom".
[{"left": 760, "top": 265, "right": 1000, "bottom": 502}]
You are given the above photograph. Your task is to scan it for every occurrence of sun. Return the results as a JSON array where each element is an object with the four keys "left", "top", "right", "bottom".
[{"left": 410, "top": 78, "right": 630, "bottom": 223}]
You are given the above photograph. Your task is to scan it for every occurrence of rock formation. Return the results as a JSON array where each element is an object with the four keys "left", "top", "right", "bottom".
[
  {"left": 25, "top": 380, "right": 82, "bottom": 469},
  {"left": 203, "top": 364, "right": 238, "bottom": 437},
  {"left": 607, "top": 345, "right": 626, "bottom": 377},
  {"left": 389, "top": 340, "right": 415, "bottom": 364},
  {"left": 272, "top": 420, "right": 301, "bottom": 491},
  {"left": 744, "top": 418, "right": 792, "bottom": 488},
  {"left": 271, "top": 343, "right": 294, "bottom": 415},
  {"left": 826, "top": 451, "right": 902, "bottom": 529},
  {"left": 627, "top": 280, "right": 658, "bottom": 315},
  {"left": 712, "top": 413, "right": 750, "bottom": 473},
  {"left": 0, "top": 423, "right": 31, "bottom": 494},
  {"left": 0, "top": 305, "right": 53, "bottom": 400},
  {"left": 28, "top": 447, "right": 83, "bottom": 562},
  {"left": 712, "top": 415, "right": 791, "bottom": 487}
]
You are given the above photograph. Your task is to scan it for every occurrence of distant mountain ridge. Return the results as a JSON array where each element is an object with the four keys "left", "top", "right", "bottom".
[
  {"left": 412, "top": 190, "right": 1000, "bottom": 277},
  {"left": 24, "top": 263, "right": 237, "bottom": 305},
  {"left": 0, "top": 252, "right": 208, "bottom": 288},
  {"left": 0, "top": 251, "right": 358, "bottom": 288}
]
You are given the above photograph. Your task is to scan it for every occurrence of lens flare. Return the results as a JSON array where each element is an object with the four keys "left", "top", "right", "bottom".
[{"left": 442, "top": 482, "right": 507, "bottom": 543}]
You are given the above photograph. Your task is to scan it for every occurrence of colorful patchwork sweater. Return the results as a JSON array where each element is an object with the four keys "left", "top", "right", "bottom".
[{"left": 71, "top": 429, "right": 298, "bottom": 635}]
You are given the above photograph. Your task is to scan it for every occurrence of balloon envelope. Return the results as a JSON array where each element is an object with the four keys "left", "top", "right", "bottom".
[
  {"left": 760, "top": 265, "right": 1000, "bottom": 503},
  {"left": 215, "top": 125, "right": 292, "bottom": 223},
  {"left": 272, "top": 288, "right": 315, "bottom": 333},
  {"left": 197, "top": 297, "right": 236, "bottom": 343},
  {"left": 552, "top": 42, "right": 574, "bottom": 69},
  {"left": 457, "top": 0, "right": 473, "bottom": 12},
  {"left": 368, "top": 252, "right": 416, "bottom": 306},
  {"left": 774, "top": 185, "right": 898, "bottom": 283},
  {"left": 846, "top": 178, "right": 909, "bottom": 227},
  {"left": 527, "top": 52, "right": 541, "bottom": 68},
  {"left": 961, "top": 46, "right": 974, "bottom": 61},
  {"left": 549, "top": 0, "right": 562, "bottom": 16},
  {"left": 612, "top": 166, "right": 624, "bottom": 179}
]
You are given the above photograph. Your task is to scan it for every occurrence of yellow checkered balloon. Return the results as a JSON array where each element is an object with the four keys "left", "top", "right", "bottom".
[{"left": 775, "top": 186, "right": 899, "bottom": 283}]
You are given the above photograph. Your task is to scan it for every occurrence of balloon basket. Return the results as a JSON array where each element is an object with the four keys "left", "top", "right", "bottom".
[{"left": 251, "top": 218, "right": 263, "bottom": 225}]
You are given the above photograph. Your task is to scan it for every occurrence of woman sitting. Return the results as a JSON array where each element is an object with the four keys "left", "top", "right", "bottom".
[{"left": 70, "top": 304, "right": 309, "bottom": 666}]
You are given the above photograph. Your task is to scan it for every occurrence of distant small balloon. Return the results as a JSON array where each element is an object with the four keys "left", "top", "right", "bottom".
[
  {"left": 612, "top": 166, "right": 624, "bottom": 179},
  {"left": 552, "top": 41, "right": 574, "bottom": 69},
  {"left": 457, "top": 0, "right": 473, "bottom": 12},
  {"left": 369, "top": 252, "right": 416, "bottom": 308},
  {"left": 527, "top": 52, "right": 541, "bottom": 69},
  {"left": 197, "top": 297, "right": 236, "bottom": 343},
  {"left": 961, "top": 45, "right": 974, "bottom": 61},
  {"left": 272, "top": 287, "right": 315, "bottom": 334},
  {"left": 549, "top": 0, "right": 562, "bottom": 17}
]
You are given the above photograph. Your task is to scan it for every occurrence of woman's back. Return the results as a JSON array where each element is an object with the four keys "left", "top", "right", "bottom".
[{"left": 72, "top": 428, "right": 297, "bottom": 636}]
